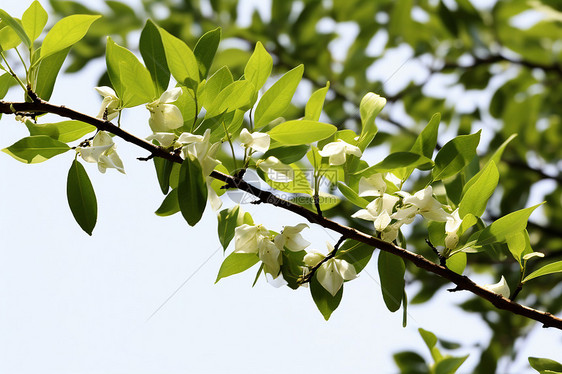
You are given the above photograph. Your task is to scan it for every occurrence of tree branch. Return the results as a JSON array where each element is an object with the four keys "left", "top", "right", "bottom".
[{"left": 1, "top": 98, "right": 561, "bottom": 330}]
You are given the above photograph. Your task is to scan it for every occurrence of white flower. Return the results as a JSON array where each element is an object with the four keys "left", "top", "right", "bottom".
[
  {"left": 239, "top": 128, "right": 270, "bottom": 153},
  {"left": 178, "top": 129, "right": 220, "bottom": 176},
  {"left": 274, "top": 223, "right": 310, "bottom": 252},
  {"left": 257, "top": 156, "right": 294, "bottom": 182},
  {"left": 318, "top": 139, "right": 362, "bottom": 165},
  {"left": 352, "top": 194, "right": 399, "bottom": 232},
  {"left": 399, "top": 186, "right": 449, "bottom": 222},
  {"left": 483, "top": 276, "right": 510, "bottom": 298},
  {"left": 76, "top": 131, "right": 125, "bottom": 174},
  {"left": 445, "top": 208, "right": 462, "bottom": 249},
  {"left": 95, "top": 86, "right": 120, "bottom": 121},
  {"left": 146, "top": 87, "right": 183, "bottom": 132},
  {"left": 358, "top": 173, "right": 387, "bottom": 197},
  {"left": 146, "top": 132, "right": 177, "bottom": 148},
  {"left": 315, "top": 243, "right": 357, "bottom": 296},
  {"left": 234, "top": 224, "right": 281, "bottom": 278}
]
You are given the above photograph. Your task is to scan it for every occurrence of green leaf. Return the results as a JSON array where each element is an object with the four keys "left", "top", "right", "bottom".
[
  {"left": 432, "top": 131, "right": 481, "bottom": 181},
  {"left": 310, "top": 273, "right": 343, "bottom": 320},
  {"left": 215, "top": 252, "right": 259, "bottom": 283},
  {"left": 529, "top": 357, "right": 562, "bottom": 373},
  {"left": 158, "top": 26, "right": 199, "bottom": 90},
  {"left": 40, "top": 14, "right": 100, "bottom": 60},
  {"left": 0, "top": 72, "right": 15, "bottom": 98},
  {"left": 337, "top": 182, "right": 369, "bottom": 208},
  {"left": 506, "top": 230, "right": 532, "bottom": 266},
  {"left": 66, "top": 159, "right": 97, "bottom": 235},
  {"left": 194, "top": 27, "right": 221, "bottom": 80},
  {"left": 267, "top": 120, "right": 337, "bottom": 145},
  {"left": 2, "top": 135, "right": 70, "bottom": 163},
  {"left": 419, "top": 327, "right": 438, "bottom": 350},
  {"left": 357, "top": 92, "right": 385, "bottom": 151},
  {"left": 459, "top": 161, "right": 499, "bottom": 218},
  {"left": 254, "top": 64, "right": 304, "bottom": 129},
  {"left": 244, "top": 41, "right": 273, "bottom": 93},
  {"left": 139, "top": 20, "right": 170, "bottom": 96},
  {"left": 25, "top": 119, "right": 96, "bottom": 142},
  {"left": 118, "top": 60, "right": 155, "bottom": 107},
  {"left": 205, "top": 80, "right": 255, "bottom": 118},
  {"left": 477, "top": 203, "right": 543, "bottom": 246},
  {"left": 446, "top": 252, "right": 467, "bottom": 275},
  {"left": 106, "top": 37, "right": 154, "bottom": 107},
  {"left": 435, "top": 355, "right": 469, "bottom": 374},
  {"left": 0, "top": 9, "right": 31, "bottom": 48},
  {"left": 411, "top": 113, "right": 440, "bottom": 159},
  {"left": 217, "top": 205, "right": 243, "bottom": 251},
  {"left": 154, "top": 188, "right": 179, "bottom": 217},
  {"left": 393, "top": 351, "right": 428, "bottom": 374},
  {"left": 357, "top": 152, "right": 434, "bottom": 176},
  {"left": 262, "top": 144, "right": 309, "bottom": 164},
  {"left": 177, "top": 156, "right": 207, "bottom": 226},
  {"left": 523, "top": 261, "right": 562, "bottom": 283},
  {"left": 33, "top": 47, "right": 69, "bottom": 100},
  {"left": 0, "top": 21, "right": 23, "bottom": 51},
  {"left": 153, "top": 157, "right": 174, "bottom": 194},
  {"left": 378, "top": 251, "right": 405, "bottom": 312},
  {"left": 199, "top": 66, "right": 233, "bottom": 109},
  {"left": 22, "top": 1, "right": 48, "bottom": 42},
  {"left": 304, "top": 83, "right": 330, "bottom": 121},
  {"left": 336, "top": 240, "right": 374, "bottom": 274}
]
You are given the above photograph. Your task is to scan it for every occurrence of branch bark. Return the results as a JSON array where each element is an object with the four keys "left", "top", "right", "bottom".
[{"left": 1, "top": 98, "right": 561, "bottom": 330}]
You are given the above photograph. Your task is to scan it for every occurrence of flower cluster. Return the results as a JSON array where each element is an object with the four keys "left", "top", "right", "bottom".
[
  {"left": 352, "top": 174, "right": 460, "bottom": 246},
  {"left": 233, "top": 222, "right": 356, "bottom": 296},
  {"left": 76, "top": 131, "right": 125, "bottom": 174}
]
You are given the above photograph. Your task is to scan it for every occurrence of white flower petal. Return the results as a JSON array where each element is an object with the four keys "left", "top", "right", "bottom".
[
  {"left": 146, "top": 133, "right": 177, "bottom": 147},
  {"left": 234, "top": 224, "right": 259, "bottom": 254},
  {"left": 159, "top": 87, "right": 182, "bottom": 103},
  {"left": 317, "top": 258, "right": 344, "bottom": 297},
  {"left": 483, "top": 276, "right": 510, "bottom": 298},
  {"left": 334, "top": 259, "right": 357, "bottom": 280},
  {"left": 358, "top": 174, "right": 386, "bottom": 197},
  {"left": 351, "top": 209, "right": 377, "bottom": 221}
]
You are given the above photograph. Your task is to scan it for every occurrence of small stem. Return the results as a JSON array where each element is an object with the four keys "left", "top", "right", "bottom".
[
  {"left": 0, "top": 52, "right": 27, "bottom": 92},
  {"left": 222, "top": 120, "right": 238, "bottom": 170},
  {"left": 14, "top": 48, "right": 29, "bottom": 85},
  {"left": 426, "top": 239, "right": 447, "bottom": 267}
]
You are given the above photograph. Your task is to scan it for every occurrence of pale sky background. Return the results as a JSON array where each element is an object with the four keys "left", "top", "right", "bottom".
[{"left": 0, "top": 1, "right": 560, "bottom": 373}]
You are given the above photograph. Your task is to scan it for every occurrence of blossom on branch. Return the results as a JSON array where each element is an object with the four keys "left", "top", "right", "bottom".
[
  {"left": 483, "top": 276, "right": 510, "bottom": 298},
  {"left": 239, "top": 128, "right": 270, "bottom": 153},
  {"left": 94, "top": 86, "right": 120, "bottom": 121},
  {"left": 274, "top": 223, "right": 310, "bottom": 252},
  {"left": 398, "top": 186, "right": 450, "bottom": 222},
  {"left": 178, "top": 129, "right": 220, "bottom": 176},
  {"left": 76, "top": 131, "right": 125, "bottom": 174},
  {"left": 318, "top": 139, "right": 362, "bottom": 165},
  {"left": 146, "top": 87, "right": 183, "bottom": 132},
  {"left": 234, "top": 224, "right": 281, "bottom": 278},
  {"left": 305, "top": 243, "right": 357, "bottom": 296}
]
